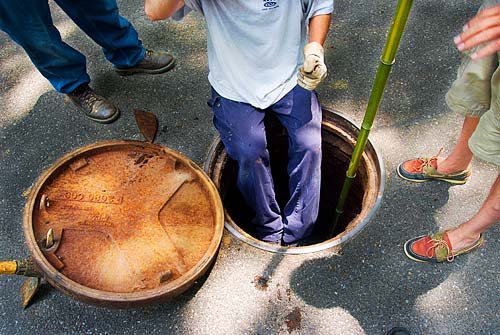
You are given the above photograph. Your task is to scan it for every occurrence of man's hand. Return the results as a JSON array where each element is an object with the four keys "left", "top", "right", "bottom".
[
  {"left": 298, "top": 42, "right": 327, "bottom": 91},
  {"left": 455, "top": 4, "right": 500, "bottom": 60}
]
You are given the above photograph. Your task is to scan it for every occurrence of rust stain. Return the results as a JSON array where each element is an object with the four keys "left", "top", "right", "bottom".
[
  {"left": 286, "top": 288, "right": 292, "bottom": 302},
  {"left": 134, "top": 109, "right": 158, "bottom": 143},
  {"left": 285, "top": 307, "right": 302, "bottom": 333},
  {"left": 252, "top": 275, "right": 269, "bottom": 291},
  {"left": 133, "top": 153, "right": 154, "bottom": 166}
]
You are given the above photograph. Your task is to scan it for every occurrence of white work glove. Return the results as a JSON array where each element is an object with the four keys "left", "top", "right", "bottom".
[{"left": 297, "top": 42, "right": 327, "bottom": 91}]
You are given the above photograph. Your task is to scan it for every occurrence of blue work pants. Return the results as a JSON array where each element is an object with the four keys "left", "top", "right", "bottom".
[{"left": 209, "top": 85, "right": 322, "bottom": 244}]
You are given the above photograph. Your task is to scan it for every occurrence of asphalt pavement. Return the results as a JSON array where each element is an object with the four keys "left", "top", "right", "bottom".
[{"left": 1, "top": 1, "right": 498, "bottom": 334}]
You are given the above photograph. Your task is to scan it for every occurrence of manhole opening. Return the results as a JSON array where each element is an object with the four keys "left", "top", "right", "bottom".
[{"left": 211, "top": 111, "right": 374, "bottom": 247}]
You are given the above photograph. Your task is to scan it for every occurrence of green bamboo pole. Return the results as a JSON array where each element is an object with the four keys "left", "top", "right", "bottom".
[{"left": 331, "top": 0, "right": 414, "bottom": 236}]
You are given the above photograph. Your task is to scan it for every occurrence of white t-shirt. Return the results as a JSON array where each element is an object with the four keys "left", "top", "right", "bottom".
[{"left": 174, "top": 0, "right": 334, "bottom": 109}]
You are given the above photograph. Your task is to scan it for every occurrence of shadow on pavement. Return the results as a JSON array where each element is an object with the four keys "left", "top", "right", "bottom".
[{"left": 289, "top": 179, "right": 456, "bottom": 334}]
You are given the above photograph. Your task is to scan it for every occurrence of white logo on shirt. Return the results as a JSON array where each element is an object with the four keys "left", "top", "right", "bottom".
[{"left": 262, "top": 0, "right": 279, "bottom": 11}]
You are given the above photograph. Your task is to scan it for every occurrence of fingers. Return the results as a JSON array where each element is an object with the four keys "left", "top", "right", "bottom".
[
  {"left": 472, "top": 39, "right": 500, "bottom": 59},
  {"left": 314, "top": 64, "right": 327, "bottom": 79},
  {"left": 458, "top": 15, "right": 500, "bottom": 42},
  {"left": 297, "top": 71, "right": 320, "bottom": 91},
  {"left": 464, "top": 4, "right": 500, "bottom": 32},
  {"left": 303, "top": 56, "right": 320, "bottom": 73},
  {"left": 297, "top": 64, "right": 327, "bottom": 91},
  {"left": 456, "top": 25, "right": 500, "bottom": 52},
  {"left": 454, "top": 4, "right": 500, "bottom": 59}
]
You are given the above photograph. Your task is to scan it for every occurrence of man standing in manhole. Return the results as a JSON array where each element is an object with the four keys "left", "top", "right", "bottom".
[{"left": 144, "top": 0, "right": 334, "bottom": 246}]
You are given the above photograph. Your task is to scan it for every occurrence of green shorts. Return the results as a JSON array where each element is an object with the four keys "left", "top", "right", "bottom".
[
  {"left": 445, "top": 0, "right": 500, "bottom": 167},
  {"left": 469, "top": 108, "right": 500, "bottom": 166}
]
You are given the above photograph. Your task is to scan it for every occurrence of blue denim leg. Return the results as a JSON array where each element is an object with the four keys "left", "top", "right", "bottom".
[
  {"left": 272, "top": 85, "right": 322, "bottom": 244},
  {"left": 209, "top": 89, "right": 283, "bottom": 243},
  {"left": 54, "top": 0, "right": 145, "bottom": 68},
  {"left": 0, "top": 0, "right": 144, "bottom": 93},
  {"left": 0, "top": 0, "right": 90, "bottom": 93}
]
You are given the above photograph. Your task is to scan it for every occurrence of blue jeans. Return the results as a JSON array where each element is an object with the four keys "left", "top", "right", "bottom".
[
  {"left": 0, "top": 0, "right": 145, "bottom": 93},
  {"left": 209, "top": 86, "right": 322, "bottom": 244}
]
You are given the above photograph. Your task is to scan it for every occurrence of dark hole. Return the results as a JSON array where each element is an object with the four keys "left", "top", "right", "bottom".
[{"left": 218, "top": 113, "right": 368, "bottom": 246}]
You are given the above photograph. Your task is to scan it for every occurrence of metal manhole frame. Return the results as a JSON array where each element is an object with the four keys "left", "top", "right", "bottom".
[{"left": 204, "top": 109, "right": 386, "bottom": 254}]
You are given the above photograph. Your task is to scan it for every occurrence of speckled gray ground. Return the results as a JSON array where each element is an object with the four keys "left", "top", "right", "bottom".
[{"left": 1, "top": 1, "right": 498, "bottom": 334}]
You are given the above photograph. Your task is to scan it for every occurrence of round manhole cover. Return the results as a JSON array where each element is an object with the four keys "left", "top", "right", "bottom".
[{"left": 23, "top": 140, "right": 224, "bottom": 307}]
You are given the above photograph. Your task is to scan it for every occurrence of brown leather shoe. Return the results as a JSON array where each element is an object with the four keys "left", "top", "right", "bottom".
[
  {"left": 66, "top": 85, "right": 120, "bottom": 124},
  {"left": 115, "top": 49, "right": 175, "bottom": 76}
]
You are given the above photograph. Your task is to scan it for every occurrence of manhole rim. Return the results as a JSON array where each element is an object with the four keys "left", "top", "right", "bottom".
[{"left": 204, "top": 109, "right": 386, "bottom": 254}]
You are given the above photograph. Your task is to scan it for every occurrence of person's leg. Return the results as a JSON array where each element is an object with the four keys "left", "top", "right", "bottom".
[
  {"left": 405, "top": 105, "right": 500, "bottom": 263},
  {"left": 405, "top": 172, "right": 499, "bottom": 263},
  {"left": 54, "top": 0, "right": 144, "bottom": 68},
  {"left": 399, "top": 33, "right": 497, "bottom": 184},
  {"left": 451, "top": 102, "right": 500, "bottom": 248},
  {"left": 440, "top": 33, "right": 499, "bottom": 172},
  {"left": 209, "top": 90, "right": 283, "bottom": 243},
  {"left": 0, "top": 0, "right": 90, "bottom": 93},
  {"left": 272, "top": 86, "right": 322, "bottom": 244},
  {"left": 436, "top": 117, "right": 480, "bottom": 174},
  {"left": 448, "top": 60, "right": 500, "bottom": 250},
  {"left": 55, "top": 0, "right": 175, "bottom": 74},
  {"left": 0, "top": 0, "right": 118, "bottom": 122},
  {"left": 447, "top": 173, "right": 500, "bottom": 250}
]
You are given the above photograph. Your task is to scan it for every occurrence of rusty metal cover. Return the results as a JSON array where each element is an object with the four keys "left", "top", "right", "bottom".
[{"left": 23, "top": 140, "right": 224, "bottom": 307}]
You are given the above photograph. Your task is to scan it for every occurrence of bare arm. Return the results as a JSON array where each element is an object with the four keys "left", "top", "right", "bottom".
[
  {"left": 455, "top": 4, "right": 500, "bottom": 60},
  {"left": 144, "top": 0, "right": 184, "bottom": 21},
  {"left": 308, "top": 14, "right": 331, "bottom": 45}
]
